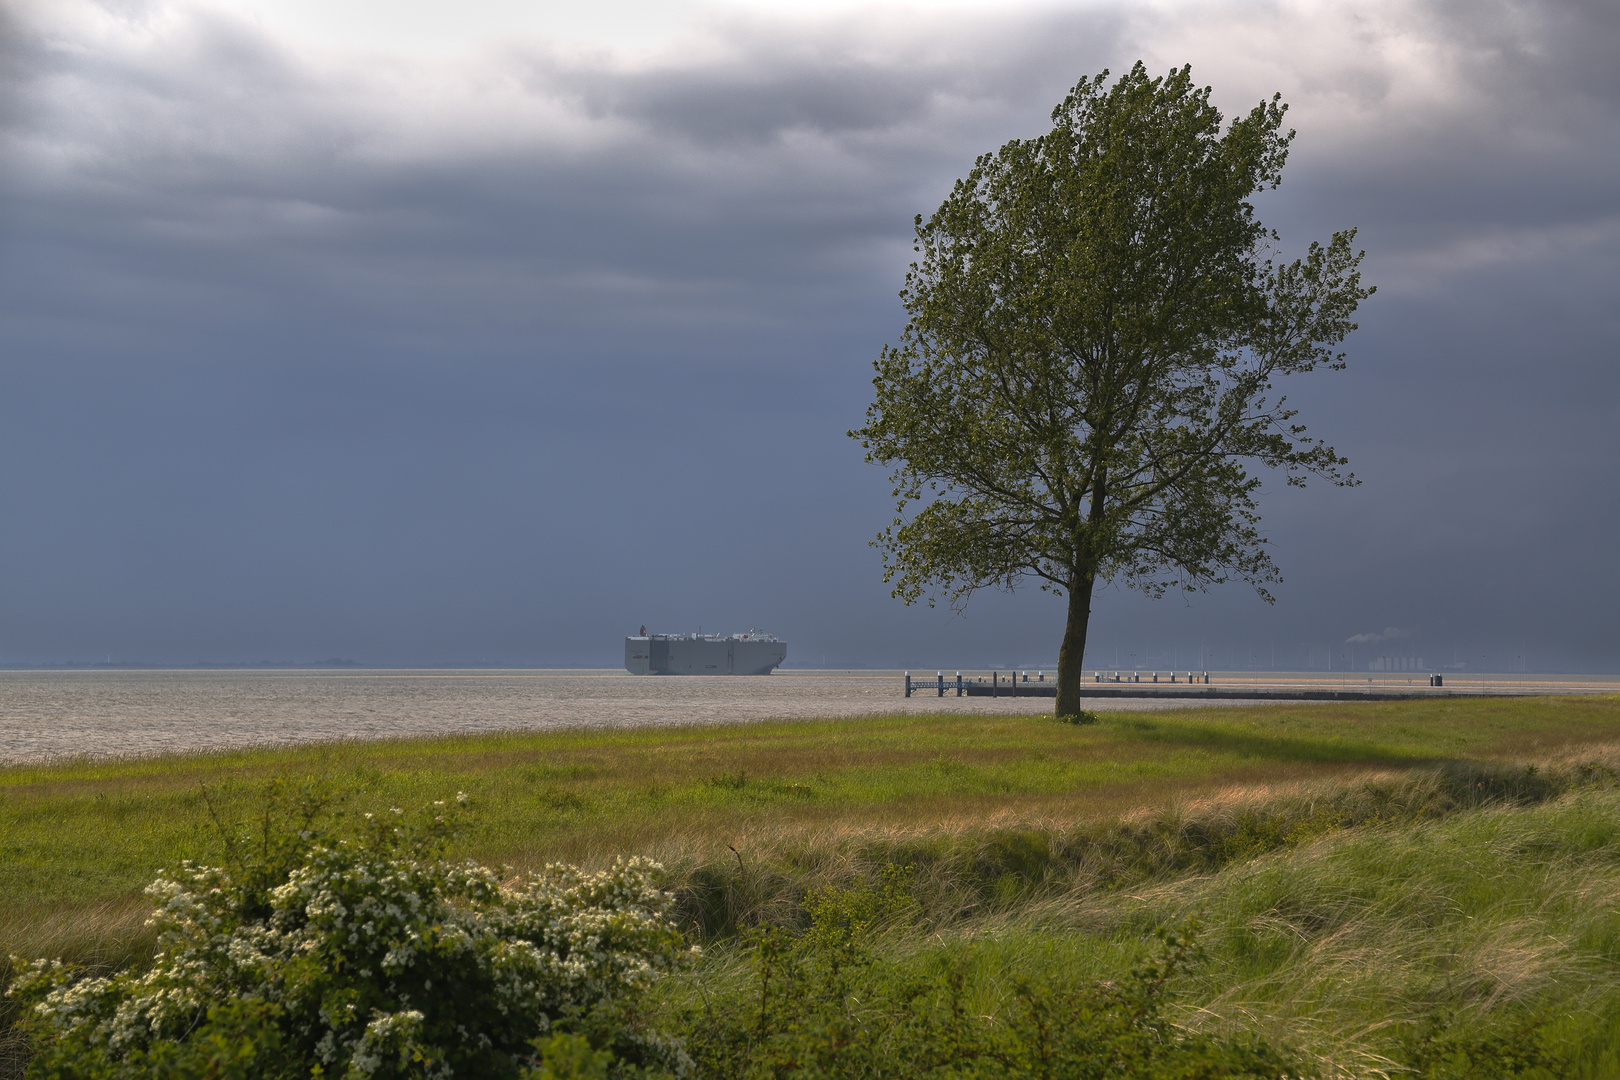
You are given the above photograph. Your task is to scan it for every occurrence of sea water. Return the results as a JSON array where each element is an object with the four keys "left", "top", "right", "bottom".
[{"left": 0, "top": 668, "right": 1278, "bottom": 763}]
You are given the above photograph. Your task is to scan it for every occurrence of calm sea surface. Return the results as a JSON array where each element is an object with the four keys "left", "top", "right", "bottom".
[{"left": 0, "top": 669, "right": 1282, "bottom": 763}]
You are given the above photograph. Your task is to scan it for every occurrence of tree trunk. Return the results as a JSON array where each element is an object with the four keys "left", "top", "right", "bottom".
[{"left": 1055, "top": 571, "right": 1097, "bottom": 718}]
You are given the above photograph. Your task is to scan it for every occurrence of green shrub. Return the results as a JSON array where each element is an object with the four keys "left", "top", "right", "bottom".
[
  {"left": 8, "top": 789, "right": 693, "bottom": 1079},
  {"left": 1399, "top": 1013, "right": 1568, "bottom": 1079}
]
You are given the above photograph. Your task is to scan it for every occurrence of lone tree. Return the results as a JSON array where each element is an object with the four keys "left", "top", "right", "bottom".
[{"left": 852, "top": 63, "right": 1373, "bottom": 718}]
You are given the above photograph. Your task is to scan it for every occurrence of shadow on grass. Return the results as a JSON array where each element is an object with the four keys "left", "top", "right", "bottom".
[{"left": 1102, "top": 716, "right": 1442, "bottom": 766}]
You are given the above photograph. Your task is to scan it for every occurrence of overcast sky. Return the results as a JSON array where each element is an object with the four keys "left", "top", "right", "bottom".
[{"left": 2, "top": 0, "right": 1616, "bottom": 671}]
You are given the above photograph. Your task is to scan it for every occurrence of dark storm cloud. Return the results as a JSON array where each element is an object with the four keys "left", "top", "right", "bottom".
[
  {"left": 519, "top": 8, "right": 1129, "bottom": 146},
  {"left": 1, "top": 0, "right": 1616, "bottom": 670}
]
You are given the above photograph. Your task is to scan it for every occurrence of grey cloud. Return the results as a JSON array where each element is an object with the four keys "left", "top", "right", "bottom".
[
  {"left": 545, "top": 55, "right": 945, "bottom": 144},
  {"left": 1436, "top": 0, "right": 1620, "bottom": 109},
  {"left": 1117, "top": 2, "right": 1620, "bottom": 285},
  {"left": 12, "top": 1, "right": 1614, "bottom": 285},
  {"left": 514, "top": 10, "right": 1127, "bottom": 147}
]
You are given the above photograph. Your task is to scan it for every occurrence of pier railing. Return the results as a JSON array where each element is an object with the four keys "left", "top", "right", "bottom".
[
  {"left": 1095, "top": 671, "right": 1211, "bottom": 684},
  {"left": 902, "top": 670, "right": 1460, "bottom": 700},
  {"left": 904, "top": 671, "right": 1051, "bottom": 698}
]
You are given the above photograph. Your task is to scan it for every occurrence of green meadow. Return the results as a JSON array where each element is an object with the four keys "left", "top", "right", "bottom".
[{"left": 4, "top": 694, "right": 1620, "bottom": 1076}]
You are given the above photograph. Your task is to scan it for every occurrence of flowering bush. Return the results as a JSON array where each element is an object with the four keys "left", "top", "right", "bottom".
[{"left": 9, "top": 790, "right": 693, "bottom": 1079}]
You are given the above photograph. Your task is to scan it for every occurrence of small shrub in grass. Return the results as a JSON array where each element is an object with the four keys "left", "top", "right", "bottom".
[
  {"left": 1399, "top": 1012, "right": 1568, "bottom": 1080},
  {"left": 679, "top": 874, "right": 1315, "bottom": 1079},
  {"left": 8, "top": 787, "right": 694, "bottom": 1079}
]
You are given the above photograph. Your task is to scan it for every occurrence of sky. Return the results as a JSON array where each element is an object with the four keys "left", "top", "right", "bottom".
[{"left": 1, "top": 0, "right": 1616, "bottom": 671}]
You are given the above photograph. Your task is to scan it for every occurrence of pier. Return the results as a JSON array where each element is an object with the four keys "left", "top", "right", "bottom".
[{"left": 901, "top": 669, "right": 1566, "bottom": 702}]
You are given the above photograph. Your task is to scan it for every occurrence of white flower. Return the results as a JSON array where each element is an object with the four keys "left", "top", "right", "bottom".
[{"left": 13, "top": 803, "right": 689, "bottom": 1076}]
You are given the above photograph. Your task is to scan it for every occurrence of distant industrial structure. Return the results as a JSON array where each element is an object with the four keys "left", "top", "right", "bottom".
[
  {"left": 624, "top": 630, "right": 786, "bottom": 675},
  {"left": 1368, "top": 656, "right": 1426, "bottom": 672}
]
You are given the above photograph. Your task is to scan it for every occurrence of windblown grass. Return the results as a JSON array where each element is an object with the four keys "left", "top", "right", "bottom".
[
  {"left": 647, "top": 751, "right": 1620, "bottom": 1077},
  {"left": 897, "top": 777, "right": 1620, "bottom": 1078}
]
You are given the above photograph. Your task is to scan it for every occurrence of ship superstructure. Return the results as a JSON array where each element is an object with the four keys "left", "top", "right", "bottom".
[{"left": 625, "top": 631, "right": 786, "bottom": 675}]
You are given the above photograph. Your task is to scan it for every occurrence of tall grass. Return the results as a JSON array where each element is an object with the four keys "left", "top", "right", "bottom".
[
  {"left": 644, "top": 751, "right": 1620, "bottom": 940},
  {"left": 647, "top": 752, "right": 1620, "bottom": 1077},
  {"left": 904, "top": 779, "right": 1620, "bottom": 1078}
]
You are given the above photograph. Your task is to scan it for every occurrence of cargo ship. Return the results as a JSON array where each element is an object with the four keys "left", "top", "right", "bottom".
[{"left": 624, "top": 630, "right": 786, "bottom": 675}]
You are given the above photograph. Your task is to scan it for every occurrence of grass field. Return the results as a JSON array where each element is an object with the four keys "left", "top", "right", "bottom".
[{"left": 4, "top": 695, "right": 1620, "bottom": 1076}]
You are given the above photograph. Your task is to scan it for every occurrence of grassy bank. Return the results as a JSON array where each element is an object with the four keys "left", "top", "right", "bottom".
[
  {"left": 4, "top": 696, "right": 1620, "bottom": 1075},
  {"left": 657, "top": 772, "right": 1620, "bottom": 1078}
]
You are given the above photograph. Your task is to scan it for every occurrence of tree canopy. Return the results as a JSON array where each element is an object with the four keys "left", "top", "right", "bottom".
[{"left": 851, "top": 63, "right": 1374, "bottom": 718}]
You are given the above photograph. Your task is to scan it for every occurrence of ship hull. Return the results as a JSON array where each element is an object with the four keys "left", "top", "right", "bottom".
[{"left": 625, "top": 635, "right": 786, "bottom": 675}]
